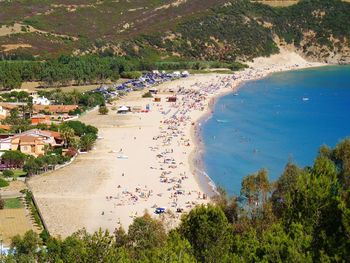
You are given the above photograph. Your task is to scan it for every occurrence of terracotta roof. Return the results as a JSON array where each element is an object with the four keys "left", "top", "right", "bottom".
[
  {"left": 33, "top": 105, "right": 78, "bottom": 113},
  {"left": 0, "top": 103, "right": 19, "bottom": 110},
  {"left": 0, "top": 124, "right": 11, "bottom": 131},
  {"left": 17, "top": 135, "right": 44, "bottom": 145},
  {"left": 40, "top": 130, "right": 62, "bottom": 139}
]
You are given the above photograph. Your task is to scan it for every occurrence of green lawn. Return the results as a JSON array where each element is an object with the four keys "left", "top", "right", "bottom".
[
  {"left": 1, "top": 169, "right": 27, "bottom": 178},
  {"left": 12, "top": 170, "right": 27, "bottom": 177},
  {"left": 4, "top": 198, "right": 24, "bottom": 209}
]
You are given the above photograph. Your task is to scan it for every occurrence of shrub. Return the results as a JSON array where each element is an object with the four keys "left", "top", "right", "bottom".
[
  {"left": 0, "top": 178, "right": 9, "bottom": 188},
  {"left": 0, "top": 197, "right": 4, "bottom": 209},
  {"left": 3, "top": 170, "right": 14, "bottom": 177},
  {"left": 66, "top": 147, "right": 77, "bottom": 158},
  {"left": 142, "top": 91, "right": 153, "bottom": 98},
  {"left": 120, "top": 71, "right": 142, "bottom": 79},
  {"left": 98, "top": 105, "right": 109, "bottom": 115}
]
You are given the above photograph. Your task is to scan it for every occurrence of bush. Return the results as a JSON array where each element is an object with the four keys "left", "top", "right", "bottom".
[
  {"left": 98, "top": 105, "right": 109, "bottom": 115},
  {"left": 0, "top": 197, "right": 4, "bottom": 209},
  {"left": 3, "top": 170, "right": 14, "bottom": 177},
  {"left": 120, "top": 71, "right": 142, "bottom": 79},
  {"left": 142, "top": 91, "right": 153, "bottom": 98},
  {"left": 0, "top": 178, "right": 9, "bottom": 188}
]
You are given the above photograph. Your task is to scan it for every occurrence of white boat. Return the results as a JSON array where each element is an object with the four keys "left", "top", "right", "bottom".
[{"left": 302, "top": 97, "right": 310, "bottom": 101}]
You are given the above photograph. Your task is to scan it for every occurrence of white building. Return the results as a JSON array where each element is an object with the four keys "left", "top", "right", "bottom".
[
  {"left": 0, "top": 106, "right": 8, "bottom": 119},
  {"left": 32, "top": 96, "right": 51, "bottom": 105}
]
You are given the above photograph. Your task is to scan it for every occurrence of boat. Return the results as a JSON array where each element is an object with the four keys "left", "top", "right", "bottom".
[
  {"left": 233, "top": 93, "right": 239, "bottom": 96},
  {"left": 302, "top": 97, "right": 310, "bottom": 101},
  {"left": 117, "top": 154, "right": 128, "bottom": 159}
]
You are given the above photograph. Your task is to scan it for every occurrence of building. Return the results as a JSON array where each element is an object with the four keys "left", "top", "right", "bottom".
[
  {"left": 33, "top": 105, "right": 78, "bottom": 115},
  {"left": 0, "top": 106, "right": 8, "bottom": 120},
  {"left": 10, "top": 135, "right": 45, "bottom": 156},
  {"left": 31, "top": 115, "right": 51, "bottom": 125},
  {"left": 32, "top": 96, "right": 50, "bottom": 105},
  {"left": 0, "top": 129, "right": 63, "bottom": 157}
]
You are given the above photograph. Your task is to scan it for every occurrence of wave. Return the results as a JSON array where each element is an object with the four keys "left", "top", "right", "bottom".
[{"left": 216, "top": 119, "right": 230, "bottom": 123}]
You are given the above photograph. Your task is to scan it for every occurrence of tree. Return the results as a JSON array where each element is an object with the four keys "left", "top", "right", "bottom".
[
  {"left": 154, "top": 231, "right": 196, "bottom": 263},
  {"left": 60, "top": 126, "right": 75, "bottom": 148},
  {"left": 127, "top": 213, "right": 166, "bottom": 259},
  {"left": 212, "top": 187, "right": 239, "bottom": 223},
  {"left": 179, "top": 204, "right": 233, "bottom": 263},
  {"left": 0, "top": 196, "right": 5, "bottom": 209},
  {"left": 79, "top": 133, "right": 96, "bottom": 152},
  {"left": 1, "top": 150, "right": 27, "bottom": 168},
  {"left": 11, "top": 230, "right": 42, "bottom": 259},
  {"left": 241, "top": 169, "right": 270, "bottom": 206},
  {"left": 99, "top": 105, "right": 109, "bottom": 115}
]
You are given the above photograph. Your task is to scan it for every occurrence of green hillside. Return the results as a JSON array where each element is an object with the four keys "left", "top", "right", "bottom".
[{"left": 0, "top": 0, "right": 349, "bottom": 63}]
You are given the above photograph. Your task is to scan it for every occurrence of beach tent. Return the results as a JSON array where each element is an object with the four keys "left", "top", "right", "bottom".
[
  {"left": 117, "top": 106, "right": 129, "bottom": 114},
  {"left": 149, "top": 87, "right": 158, "bottom": 94},
  {"left": 182, "top": 71, "right": 190, "bottom": 77}
]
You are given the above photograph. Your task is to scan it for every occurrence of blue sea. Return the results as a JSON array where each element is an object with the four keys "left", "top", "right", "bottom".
[{"left": 201, "top": 66, "right": 350, "bottom": 195}]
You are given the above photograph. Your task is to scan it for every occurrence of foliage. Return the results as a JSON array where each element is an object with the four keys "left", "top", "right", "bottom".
[
  {"left": 0, "top": 196, "right": 4, "bottom": 209},
  {"left": 179, "top": 204, "right": 233, "bottom": 262},
  {"left": 98, "top": 105, "right": 109, "bottom": 115},
  {"left": 61, "top": 120, "right": 98, "bottom": 137},
  {"left": 2, "top": 170, "right": 14, "bottom": 177},
  {"left": 24, "top": 190, "right": 43, "bottom": 229},
  {"left": 142, "top": 91, "right": 153, "bottom": 98},
  {"left": 79, "top": 133, "right": 97, "bottom": 152},
  {"left": 126, "top": 213, "right": 166, "bottom": 260},
  {"left": 0, "top": 178, "right": 10, "bottom": 188},
  {"left": 120, "top": 71, "right": 142, "bottom": 79},
  {"left": 4, "top": 127, "right": 350, "bottom": 262}
]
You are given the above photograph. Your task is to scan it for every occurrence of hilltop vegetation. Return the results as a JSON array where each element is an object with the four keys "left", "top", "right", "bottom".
[
  {"left": 0, "top": 0, "right": 349, "bottom": 63},
  {"left": 2, "top": 138, "right": 350, "bottom": 262}
]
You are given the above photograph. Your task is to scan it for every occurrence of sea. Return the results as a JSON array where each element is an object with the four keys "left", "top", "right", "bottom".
[{"left": 200, "top": 65, "right": 350, "bottom": 195}]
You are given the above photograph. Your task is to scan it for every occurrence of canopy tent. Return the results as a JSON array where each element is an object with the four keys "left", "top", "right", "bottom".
[
  {"left": 117, "top": 106, "right": 129, "bottom": 114},
  {"left": 149, "top": 87, "right": 158, "bottom": 94}
]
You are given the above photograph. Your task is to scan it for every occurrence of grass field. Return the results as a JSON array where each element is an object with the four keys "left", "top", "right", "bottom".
[
  {"left": 4, "top": 198, "right": 24, "bottom": 209},
  {"left": 0, "top": 208, "right": 34, "bottom": 245},
  {"left": 21, "top": 78, "right": 128, "bottom": 93}
]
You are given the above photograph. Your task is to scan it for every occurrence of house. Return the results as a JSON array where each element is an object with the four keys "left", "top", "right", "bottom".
[
  {"left": 21, "top": 129, "right": 64, "bottom": 148},
  {"left": 33, "top": 105, "right": 78, "bottom": 115},
  {"left": 0, "top": 106, "right": 8, "bottom": 119},
  {"left": 0, "top": 129, "right": 64, "bottom": 156},
  {"left": 32, "top": 96, "right": 51, "bottom": 105},
  {"left": 11, "top": 135, "right": 45, "bottom": 156},
  {"left": 0, "top": 124, "right": 11, "bottom": 131},
  {"left": 31, "top": 115, "right": 51, "bottom": 125}
]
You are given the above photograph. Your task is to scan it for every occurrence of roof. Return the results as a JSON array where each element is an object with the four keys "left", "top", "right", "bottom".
[
  {"left": 33, "top": 105, "right": 78, "bottom": 113},
  {"left": 39, "top": 130, "right": 62, "bottom": 139},
  {"left": 0, "top": 124, "right": 11, "bottom": 131},
  {"left": 23, "top": 129, "right": 62, "bottom": 139},
  {"left": 16, "top": 135, "right": 44, "bottom": 145},
  {"left": 118, "top": 106, "right": 129, "bottom": 111}
]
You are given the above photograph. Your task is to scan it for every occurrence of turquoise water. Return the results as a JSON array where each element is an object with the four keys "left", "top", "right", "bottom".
[{"left": 201, "top": 66, "right": 350, "bottom": 195}]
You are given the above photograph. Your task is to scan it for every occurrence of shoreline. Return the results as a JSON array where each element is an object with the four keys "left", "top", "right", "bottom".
[
  {"left": 190, "top": 53, "right": 327, "bottom": 197},
  {"left": 27, "top": 50, "right": 327, "bottom": 237}
]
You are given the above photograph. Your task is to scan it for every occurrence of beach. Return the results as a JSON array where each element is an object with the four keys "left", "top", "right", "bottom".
[{"left": 27, "top": 49, "right": 324, "bottom": 237}]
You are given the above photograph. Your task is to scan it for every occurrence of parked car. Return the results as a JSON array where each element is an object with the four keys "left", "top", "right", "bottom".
[{"left": 155, "top": 207, "right": 166, "bottom": 214}]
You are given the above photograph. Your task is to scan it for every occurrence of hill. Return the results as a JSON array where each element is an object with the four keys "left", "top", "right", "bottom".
[{"left": 0, "top": 0, "right": 349, "bottom": 63}]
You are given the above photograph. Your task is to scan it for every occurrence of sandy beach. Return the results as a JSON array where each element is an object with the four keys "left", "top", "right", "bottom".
[{"left": 27, "top": 49, "right": 325, "bottom": 237}]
